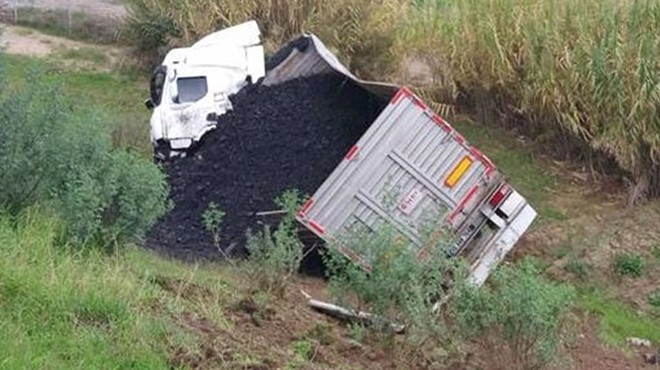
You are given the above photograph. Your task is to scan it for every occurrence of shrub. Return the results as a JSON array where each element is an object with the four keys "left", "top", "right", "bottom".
[
  {"left": 0, "top": 64, "right": 170, "bottom": 248},
  {"left": 612, "top": 251, "right": 645, "bottom": 278},
  {"left": 245, "top": 190, "right": 304, "bottom": 296},
  {"left": 322, "top": 220, "right": 462, "bottom": 346},
  {"left": 451, "top": 259, "right": 576, "bottom": 370}
]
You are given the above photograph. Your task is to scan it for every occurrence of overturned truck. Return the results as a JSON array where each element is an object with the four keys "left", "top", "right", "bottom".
[{"left": 145, "top": 22, "right": 537, "bottom": 287}]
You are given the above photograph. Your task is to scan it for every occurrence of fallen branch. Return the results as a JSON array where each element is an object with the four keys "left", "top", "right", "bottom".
[
  {"left": 253, "top": 209, "right": 287, "bottom": 217},
  {"left": 301, "top": 290, "right": 405, "bottom": 334}
]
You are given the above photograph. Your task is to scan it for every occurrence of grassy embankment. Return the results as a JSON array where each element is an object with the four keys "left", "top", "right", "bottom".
[{"left": 4, "top": 0, "right": 660, "bottom": 364}]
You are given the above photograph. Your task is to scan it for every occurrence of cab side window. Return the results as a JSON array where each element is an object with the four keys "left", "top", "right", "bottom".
[{"left": 175, "top": 76, "right": 208, "bottom": 103}]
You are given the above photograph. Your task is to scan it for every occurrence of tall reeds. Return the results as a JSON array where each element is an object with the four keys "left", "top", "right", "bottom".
[{"left": 402, "top": 0, "right": 660, "bottom": 204}]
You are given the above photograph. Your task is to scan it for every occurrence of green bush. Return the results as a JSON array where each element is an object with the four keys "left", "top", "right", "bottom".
[
  {"left": 322, "top": 220, "right": 461, "bottom": 345},
  {"left": 245, "top": 190, "right": 304, "bottom": 296},
  {"left": 0, "top": 64, "right": 170, "bottom": 248},
  {"left": 612, "top": 251, "right": 645, "bottom": 278},
  {"left": 451, "top": 259, "right": 576, "bottom": 370}
]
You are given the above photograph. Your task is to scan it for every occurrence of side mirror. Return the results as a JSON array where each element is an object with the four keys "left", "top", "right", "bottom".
[{"left": 144, "top": 98, "right": 155, "bottom": 110}]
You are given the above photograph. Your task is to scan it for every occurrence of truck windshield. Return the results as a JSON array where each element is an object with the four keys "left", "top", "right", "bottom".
[{"left": 176, "top": 76, "right": 208, "bottom": 103}]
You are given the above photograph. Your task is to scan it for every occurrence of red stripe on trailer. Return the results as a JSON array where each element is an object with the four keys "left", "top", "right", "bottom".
[
  {"left": 297, "top": 198, "right": 314, "bottom": 217},
  {"left": 482, "top": 153, "right": 495, "bottom": 171},
  {"left": 454, "top": 133, "right": 465, "bottom": 145},
  {"left": 390, "top": 88, "right": 407, "bottom": 105},
  {"left": 431, "top": 114, "right": 451, "bottom": 132},
  {"left": 390, "top": 87, "right": 427, "bottom": 110},
  {"left": 345, "top": 145, "right": 359, "bottom": 161},
  {"left": 469, "top": 147, "right": 480, "bottom": 159},
  {"left": 485, "top": 165, "right": 495, "bottom": 178},
  {"left": 308, "top": 220, "right": 325, "bottom": 235},
  {"left": 449, "top": 185, "right": 480, "bottom": 222},
  {"left": 469, "top": 146, "right": 493, "bottom": 172},
  {"left": 411, "top": 95, "right": 426, "bottom": 110}
]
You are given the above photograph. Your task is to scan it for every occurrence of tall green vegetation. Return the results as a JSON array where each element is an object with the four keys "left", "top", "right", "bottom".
[
  {"left": 0, "top": 61, "right": 169, "bottom": 248},
  {"left": 402, "top": 0, "right": 660, "bottom": 205},
  {"left": 123, "top": 0, "right": 407, "bottom": 78}
]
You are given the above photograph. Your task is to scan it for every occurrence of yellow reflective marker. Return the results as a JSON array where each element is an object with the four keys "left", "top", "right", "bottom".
[{"left": 444, "top": 156, "right": 473, "bottom": 188}]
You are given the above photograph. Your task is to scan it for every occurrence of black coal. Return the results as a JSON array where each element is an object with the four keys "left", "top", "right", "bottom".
[{"left": 146, "top": 73, "right": 386, "bottom": 261}]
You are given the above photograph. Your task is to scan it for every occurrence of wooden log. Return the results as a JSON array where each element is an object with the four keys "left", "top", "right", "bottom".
[{"left": 301, "top": 290, "right": 405, "bottom": 334}]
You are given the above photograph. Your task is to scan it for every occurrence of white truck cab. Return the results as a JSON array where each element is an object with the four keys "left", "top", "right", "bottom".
[{"left": 145, "top": 21, "right": 266, "bottom": 159}]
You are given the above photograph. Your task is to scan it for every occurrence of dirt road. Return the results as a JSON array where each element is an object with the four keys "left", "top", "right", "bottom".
[{"left": 0, "top": 0, "right": 125, "bottom": 18}]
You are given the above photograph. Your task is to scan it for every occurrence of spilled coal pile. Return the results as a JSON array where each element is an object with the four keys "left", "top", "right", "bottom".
[{"left": 146, "top": 73, "right": 386, "bottom": 261}]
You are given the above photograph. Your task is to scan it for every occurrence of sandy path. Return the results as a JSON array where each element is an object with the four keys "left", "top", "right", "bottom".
[
  {"left": 0, "top": 0, "right": 125, "bottom": 18},
  {"left": 0, "top": 23, "right": 130, "bottom": 73},
  {"left": 0, "top": 23, "right": 85, "bottom": 56}
]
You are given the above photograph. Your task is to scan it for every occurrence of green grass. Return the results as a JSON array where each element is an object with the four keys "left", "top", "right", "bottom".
[
  {"left": 2, "top": 53, "right": 151, "bottom": 155},
  {"left": 0, "top": 209, "right": 260, "bottom": 369},
  {"left": 55, "top": 47, "right": 110, "bottom": 65},
  {"left": 579, "top": 288, "right": 660, "bottom": 348},
  {"left": 0, "top": 210, "right": 182, "bottom": 369}
]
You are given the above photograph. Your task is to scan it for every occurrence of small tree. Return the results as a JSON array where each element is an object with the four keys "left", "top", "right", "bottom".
[
  {"left": 451, "top": 258, "right": 576, "bottom": 370},
  {"left": 201, "top": 202, "right": 225, "bottom": 247},
  {"left": 245, "top": 189, "right": 304, "bottom": 296}
]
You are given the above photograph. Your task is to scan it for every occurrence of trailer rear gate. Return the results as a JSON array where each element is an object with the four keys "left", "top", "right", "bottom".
[{"left": 297, "top": 87, "right": 500, "bottom": 268}]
